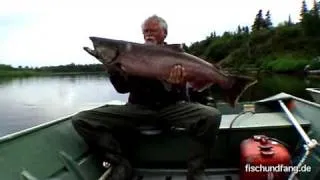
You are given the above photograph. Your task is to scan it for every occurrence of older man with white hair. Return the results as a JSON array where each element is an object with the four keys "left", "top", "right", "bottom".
[{"left": 72, "top": 14, "right": 221, "bottom": 180}]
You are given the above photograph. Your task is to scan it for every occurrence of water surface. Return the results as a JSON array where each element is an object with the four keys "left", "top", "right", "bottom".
[
  {"left": 0, "top": 74, "right": 128, "bottom": 136},
  {"left": 0, "top": 73, "right": 319, "bottom": 137}
]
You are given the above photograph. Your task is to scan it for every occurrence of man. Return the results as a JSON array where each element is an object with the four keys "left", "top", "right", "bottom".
[{"left": 72, "top": 15, "right": 222, "bottom": 180}]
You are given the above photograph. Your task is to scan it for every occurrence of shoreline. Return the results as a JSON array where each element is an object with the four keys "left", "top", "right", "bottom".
[
  {"left": 1, "top": 68, "right": 318, "bottom": 78},
  {"left": 0, "top": 71, "right": 107, "bottom": 78}
]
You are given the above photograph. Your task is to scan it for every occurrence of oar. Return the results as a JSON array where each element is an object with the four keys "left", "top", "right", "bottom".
[
  {"left": 278, "top": 100, "right": 318, "bottom": 148},
  {"left": 278, "top": 100, "right": 318, "bottom": 180}
]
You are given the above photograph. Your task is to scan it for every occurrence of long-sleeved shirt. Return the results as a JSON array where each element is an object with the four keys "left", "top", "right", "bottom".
[
  {"left": 108, "top": 66, "right": 212, "bottom": 109},
  {"left": 107, "top": 43, "right": 212, "bottom": 109}
]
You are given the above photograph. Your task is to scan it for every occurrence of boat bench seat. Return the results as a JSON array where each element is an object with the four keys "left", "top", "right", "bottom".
[
  {"left": 219, "top": 112, "right": 311, "bottom": 130},
  {"left": 138, "top": 112, "right": 311, "bottom": 135},
  {"left": 132, "top": 112, "right": 312, "bottom": 168}
]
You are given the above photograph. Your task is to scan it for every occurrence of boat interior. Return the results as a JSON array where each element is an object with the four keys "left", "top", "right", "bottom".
[{"left": 0, "top": 93, "right": 320, "bottom": 180}]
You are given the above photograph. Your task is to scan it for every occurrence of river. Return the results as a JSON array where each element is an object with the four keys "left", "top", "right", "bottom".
[{"left": 0, "top": 73, "right": 320, "bottom": 137}]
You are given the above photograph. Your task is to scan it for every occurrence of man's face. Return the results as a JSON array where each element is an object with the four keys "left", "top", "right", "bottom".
[{"left": 143, "top": 19, "right": 166, "bottom": 44}]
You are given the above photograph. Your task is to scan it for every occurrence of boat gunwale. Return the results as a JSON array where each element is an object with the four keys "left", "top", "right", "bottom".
[
  {"left": 1, "top": 92, "right": 319, "bottom": 144},
  {"left": 256, "top": 92, "right": 320, "bottom": 108},
  {"left": 286, "top": 93, "right": 320, "bottom": 108},
  {"left": 0, "top": 113, "right": 75, "bottom": 143},
  {"left": 0, "top": 101, "right": 119, "bottom": 143},
  {"left": 306, "top": 88, "right": 320, "bottom": 94}
]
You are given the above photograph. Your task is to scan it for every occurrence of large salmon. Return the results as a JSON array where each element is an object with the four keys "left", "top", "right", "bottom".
[{"left": 83, "top": 36, "right": 257, "bottom": 106}]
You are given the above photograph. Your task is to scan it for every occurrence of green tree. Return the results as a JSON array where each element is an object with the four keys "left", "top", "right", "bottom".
[
  {"left": 301, "top": 0, "right": 320, "bottom": 37},
  {"left": 237, "top": 25, "right": 242, "bottom": 34},
  {"left": 300, "top": 0, "right": 308, "bottom": 21},
  {"left": 252, "top": 10, "right": 264, "bottom": 32},
  {"left": 0, "top": 64, "right": 14, "bottom": 70},
  {"left": 175, "top": 1, "right": 320, "bottom": 71},
  {"left": 311, "top": 0, "right": 319, "bottom": 17},
  {"left": 244, "top": 26, "right": 250, "bottom": 34},
  {"left": 264, "top": 10, "right": 273, "bottom": 29},
  {"left": 287, "top": 14, "right": 293, "bottom": 26}
]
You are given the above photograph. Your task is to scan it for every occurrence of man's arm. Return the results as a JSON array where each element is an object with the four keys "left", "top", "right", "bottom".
[
  {"left": 166, "top": 64, "right": 215, "bottom": 106},
  {"left": 107, "top": 66, "right": 130, "bottom": 94}
]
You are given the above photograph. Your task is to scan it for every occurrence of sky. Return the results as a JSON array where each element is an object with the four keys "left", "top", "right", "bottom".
[{"left": 0, "top": 0, "right": 315, "bottom": 67}]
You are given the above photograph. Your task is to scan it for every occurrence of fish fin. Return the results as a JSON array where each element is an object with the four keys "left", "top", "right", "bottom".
[
  {"left": 111, "top": 63, "right": 128, "bottom": 79},
  {"left": 186, "top": 81, "right": 193, "bottom": 89},
  {"left": 213, "top": 63, "right": 222, "bottom": 70},
  {"left": 198, "top": 83, "right": 214, "bottom": 92},
  {"left": 124, "top": 43, "right": 132, "bottom": 52},
  {"left": 189, "top": 81, "right": 214, "bottom": 92},
  {"left": 165, "top": 44, "right": 184, "bottom": 52},
  {"left": 120, "top": 70, "right": 129, "bottom": 80},
  {"left": 161, "top": 80, "right": 172, "bottom": 91},
  {"left": 222, "top": 75, "right": 258, "bottom": 107}
]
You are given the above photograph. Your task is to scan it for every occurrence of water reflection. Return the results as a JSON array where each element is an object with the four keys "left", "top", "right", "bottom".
[
  {"left": 0, "top": 74, "right": 128, "bottom": 136},
  {"left": 238, "top": 73, "right": 316, "bottom": 102}
]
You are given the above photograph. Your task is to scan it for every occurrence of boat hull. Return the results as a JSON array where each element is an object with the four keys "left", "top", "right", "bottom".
[
  {"left": 0, "top": 93, "right": 319, "bottom": 180},
  {"left": 306, "top": 88, "right": 320, "bottom": 104}
]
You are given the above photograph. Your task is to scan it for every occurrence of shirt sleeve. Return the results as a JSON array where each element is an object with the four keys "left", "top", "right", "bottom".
[{"left": 108, "top": 67, "right": 130, "bottom": 94}]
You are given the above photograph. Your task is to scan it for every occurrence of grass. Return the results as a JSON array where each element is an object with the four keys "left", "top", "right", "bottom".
[{"left": 260, "top": 55, "right": 310, "bottom": 73}]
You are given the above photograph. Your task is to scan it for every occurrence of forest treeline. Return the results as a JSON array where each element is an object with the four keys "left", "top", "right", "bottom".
[
  {"left": 184, "top": 0, "right": 320, "bottom": 72},
  {"left": 0, "top": 63, "right": 105, "bottom": 74},
  {"left": 0, "top": 63, "right": 105, "bottom": 77},
  {"left": 1, "top": 0, "right": 320, "bottom": 75}
]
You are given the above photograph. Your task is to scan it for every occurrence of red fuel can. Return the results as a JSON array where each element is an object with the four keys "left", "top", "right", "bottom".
[{"left": 240, "top": 135, "right": 291, "bottom": 180}]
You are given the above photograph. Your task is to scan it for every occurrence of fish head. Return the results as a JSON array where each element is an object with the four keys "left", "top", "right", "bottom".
[{"left": 89, "top": 37, "right": 132, "bottom": 64}]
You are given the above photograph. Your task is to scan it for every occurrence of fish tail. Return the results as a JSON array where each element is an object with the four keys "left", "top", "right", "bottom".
[{"left": 222, "top": 75, "right": 258, "bottom": 107}]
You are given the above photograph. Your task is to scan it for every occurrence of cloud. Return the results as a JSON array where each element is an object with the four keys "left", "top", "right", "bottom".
[{"left": 0, "top": 0, "right": 312, "bottom": 67}]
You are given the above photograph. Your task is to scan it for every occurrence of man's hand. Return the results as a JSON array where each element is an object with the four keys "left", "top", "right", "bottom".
[{"left": 166, "top": 65, "right": 186, "bottom": 85}]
